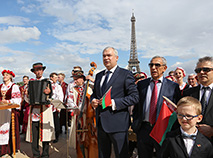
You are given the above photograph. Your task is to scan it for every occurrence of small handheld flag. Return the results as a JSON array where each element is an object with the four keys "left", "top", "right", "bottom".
[
  {"left": 150, "top": 96, "right": 177, "bottom": 146},
  {"left": 102, "top": 86, "right": 112, "bottom": 109}
]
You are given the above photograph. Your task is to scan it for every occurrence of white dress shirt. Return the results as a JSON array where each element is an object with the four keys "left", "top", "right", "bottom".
[{"left": 100, "top": 65, "right": 117, "bottom": 110}]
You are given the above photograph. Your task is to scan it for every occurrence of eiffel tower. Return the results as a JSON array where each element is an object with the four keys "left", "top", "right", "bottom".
[{"left": 128, "top": 11, "right": 141, "bottom": 73}]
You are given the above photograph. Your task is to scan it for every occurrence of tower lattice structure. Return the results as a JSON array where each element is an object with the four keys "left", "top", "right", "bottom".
[{"left": 128, "top": 12, "right": 140, "bottom": 73}]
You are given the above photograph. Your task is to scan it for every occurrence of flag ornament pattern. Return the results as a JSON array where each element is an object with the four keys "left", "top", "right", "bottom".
[
  {"left": 150, "top": 96, "right": 177, "bottom": 146},
  {"left": 102, "top": 86, "right": 112, "bottom": 109}
]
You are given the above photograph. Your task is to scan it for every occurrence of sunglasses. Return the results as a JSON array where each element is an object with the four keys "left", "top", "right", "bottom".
[
  {"left": 177, "top": 113, "right": 198, "bottom": 120},
  {"left": 194, "top": 67, "right": 213, "bottom": 73},
  {"left": 148, "top": 63, "right": 165, "bottom": 68}
]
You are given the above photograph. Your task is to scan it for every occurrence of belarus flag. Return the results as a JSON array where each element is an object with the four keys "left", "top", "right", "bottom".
[
  {"left": 150, "top": 96, "right": 177, "bottom": 146},
  {"left": 102, "top": 86, "right": 112, "bottom": 109}
]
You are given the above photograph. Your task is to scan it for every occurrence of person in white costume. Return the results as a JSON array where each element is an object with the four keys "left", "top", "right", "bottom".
[{"left": 0, "top": 69, "right": 21, "bottom": 157}]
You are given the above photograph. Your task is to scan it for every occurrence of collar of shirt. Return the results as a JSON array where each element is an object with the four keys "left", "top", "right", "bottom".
[
  {"left": 150, "top": 76, "right": 163, "bottom": 83},
  {"left": 104, "top": 65, "right": 117, "bottom": 74},
  {"left": 200, "top": 82, "right": 213, "bottom": 90},
  {"left": 180, "top": 126, "right": 198, "bottom": 138}
]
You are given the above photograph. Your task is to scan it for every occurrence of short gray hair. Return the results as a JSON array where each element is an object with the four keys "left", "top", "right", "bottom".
[
  {"left": 103, "top": 46, "right": 118, "bottom": 57},
  {"left": 151, "top": 55, "right": 167, "bottom": 65},
  {"left": 196, "top": 56, "right": 213, "bottom": 66}
]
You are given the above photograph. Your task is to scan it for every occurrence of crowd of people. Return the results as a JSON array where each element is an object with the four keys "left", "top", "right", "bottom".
[{"left": 0, "top": 46, "right": 212, "bottom": 158}]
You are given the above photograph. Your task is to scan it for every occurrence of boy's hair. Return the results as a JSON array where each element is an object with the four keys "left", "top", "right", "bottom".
[
  {"left": 49, "top": 72, "right": 58, "bottom": 78},
  {"left": 23, "top": 75, "right": 29, "bottom": 79},
  {"left": 177, "top": 96, "right": 202, "bottom": 115},
  {"left": 58, "top": 73, "right": 65, "bottom": 78}
]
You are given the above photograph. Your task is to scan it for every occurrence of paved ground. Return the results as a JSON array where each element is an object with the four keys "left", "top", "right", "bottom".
[
  {"left": 1, "top": 128, "right": 139, "bottom": 158},
  {"left": 1, "top": 128, "right": 77, "bottom": 158}
]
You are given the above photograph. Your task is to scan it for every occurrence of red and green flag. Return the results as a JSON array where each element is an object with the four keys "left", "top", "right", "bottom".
[
  {"left": 102, "top": 86, "right": 112, "bottom": 109},
  {"left": 150, "top": 96, "right": 177, "bottom": 146}
]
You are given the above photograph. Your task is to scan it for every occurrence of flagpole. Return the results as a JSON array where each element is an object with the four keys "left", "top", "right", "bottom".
[{"left": 162, "top": 96, "right": 177, "bottom": 109}]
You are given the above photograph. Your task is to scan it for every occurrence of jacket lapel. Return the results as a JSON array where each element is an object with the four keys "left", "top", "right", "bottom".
[
  {"left": 98, "top": 71, "right": 105, "bottom": 96},
  {"left": 205, "top": 88, "right": 213, "bottom": 116},
  {"left": 190, "top": 132, "right": 202, "bottom": 158},
  {"left": 156, "top": 78, "right": 166, "bottom": 118},
  {"left": 192, "top": 85, "right": 200, "bottom": 99}
]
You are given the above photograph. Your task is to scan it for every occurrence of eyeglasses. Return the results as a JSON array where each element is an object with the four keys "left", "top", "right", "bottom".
[
  {"left": 194, "top": 67, "right": 213, "bottom": 73},
  {"left": 176, "top": 113, "right": 198, "bottom": 120},
  {"left": 148, "top": 63, "right": 165, "bottom": 68}
]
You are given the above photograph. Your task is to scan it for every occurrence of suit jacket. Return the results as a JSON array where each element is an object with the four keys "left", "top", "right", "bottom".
[
  {"left": 159, "top": 128, "right": 213, "bottom": 158},
  {"left": 132, "top": 77, "right": 181, "bottom": 132},
  {"left": 183, "top": 85, "right": 213, "bottom": 126},
  {"left": 90, "top": 66, "right": 139, "bottom": 133}
]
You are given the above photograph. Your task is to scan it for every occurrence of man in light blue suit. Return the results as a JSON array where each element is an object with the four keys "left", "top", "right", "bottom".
[
  {"left": 132, "top": 56, "right": 181, "bottom": 158},
  {"left": 91, "top": 47, "right": 139, "bottom": 158}
]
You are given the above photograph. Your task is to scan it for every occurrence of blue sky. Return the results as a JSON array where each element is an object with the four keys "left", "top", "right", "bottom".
[{"left": 0, "top": 0, "right": 213, "bottom": 83}]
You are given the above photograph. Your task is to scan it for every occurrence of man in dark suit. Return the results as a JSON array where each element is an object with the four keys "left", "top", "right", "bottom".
[
  {"left": 183, "top": 56, "right": 213, "bottom": 139},
  {"left": 91, "top": 46, "right": 139, "bottom": 158},
  {"left": 132, "top": 56, "right": 181, "bottom": 158}
]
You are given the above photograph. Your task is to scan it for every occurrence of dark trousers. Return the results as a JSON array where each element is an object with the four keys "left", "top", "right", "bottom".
[
  {"left": 137, "top": 122, "right": 161, "bottom": 158},
  {"left": 53, "top": 111, "right": 60, "bottom": 140},
  {"left": 98, "top": 124, "right": 129, "bottom": 158},
  {"left": 32, "top": 121, "right": 49, "bottom": 158}
]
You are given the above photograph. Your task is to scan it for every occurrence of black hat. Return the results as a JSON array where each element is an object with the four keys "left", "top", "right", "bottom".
[
  {"left": 71, "top": 70, "right": 86, "bottom": 80},
  {"left": 31, "top": 62, "right": 46, "bottom": 72}
]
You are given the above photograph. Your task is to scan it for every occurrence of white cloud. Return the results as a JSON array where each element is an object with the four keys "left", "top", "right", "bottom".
[
  {"left": 33, "top": 0, "right": 213, "bottom": 60},
  {"left": 0, "top": 46, "right": 36, "bottom": 81},
  {"left": 0, "top": 26, "right": 41, "bottom": 44},
  {"left": 1, "top": 0, "right": 213, "bottom": 82},
  {"left": 0, "top": 16, "right": 30, "bottom": 25}
]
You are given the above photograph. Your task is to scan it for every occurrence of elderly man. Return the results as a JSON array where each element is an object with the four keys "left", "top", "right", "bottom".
[
  {"left": 133, "top": 56, "right": 181, "bottom": 158},
  {"left": 183, "top": 56, "right": 213, "bottom": 140},
  {"left": 91, "top": 47, "right": 139, "bottom": 158},
  {"left": 187, "top": 73, "right": 198, "bottom": 87}
]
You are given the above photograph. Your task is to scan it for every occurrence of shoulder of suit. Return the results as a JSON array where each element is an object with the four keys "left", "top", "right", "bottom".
[
  {"left": 137, "top": 78, "right": 150, "bottom": 86},
  {"left": 183, "top": 85, "right": 199, "bottom": 95},
  {"left": 96, "top": 70, "right": 105, "bottom": 76},
  {"left": 166, "top": 128, "right": 180, "bottom": 138}
]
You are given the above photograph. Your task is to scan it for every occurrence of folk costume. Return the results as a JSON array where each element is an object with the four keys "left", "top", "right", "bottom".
[
  {"left": 26, "top": 63, "right": 55, "bottom": 158},
  {"left": 0, "top": 70, "right": 21, "bottom": 156},
  {"left": 68, "top": 71, "right": 98, "bottom": 158},
  {"left": 19, "top": 84, "right": 30, "bottom": 134},
  {"left": 50, "top": 80, "right": 64, "bottom": 142},
  {"left": 175, "top": 67, "right": 190, "bottom": 95}
]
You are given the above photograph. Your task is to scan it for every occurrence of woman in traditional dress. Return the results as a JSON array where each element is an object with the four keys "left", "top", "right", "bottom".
[
  {"left": 174, "top": 67, "right": 189, "bottom": 95},
  {"left": 0, "top": 70, "right": 21, "bottom": 156}
]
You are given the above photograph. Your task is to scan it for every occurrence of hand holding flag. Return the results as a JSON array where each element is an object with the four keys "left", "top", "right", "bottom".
[{"left": 101, "top": 86, "right": 112, "bottom": 109}]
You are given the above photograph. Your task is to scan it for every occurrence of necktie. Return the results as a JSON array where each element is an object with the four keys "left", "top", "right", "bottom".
[
  {"left": 182, "top": 133, "right": 196, "bottom": 140},
  {"left": 149, "top": 80, "right": 158, "bottom": 125},
  {"left": 201, "top": 87, "right": 208, "bottom": 115},
  {"left": 102, "top": 71, "right": 111, "bottom": 94}
]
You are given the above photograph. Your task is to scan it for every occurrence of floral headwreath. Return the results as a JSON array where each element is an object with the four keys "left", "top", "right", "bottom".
[{"left": 2, "top": 70, "right": 15, "bottom": 77}]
